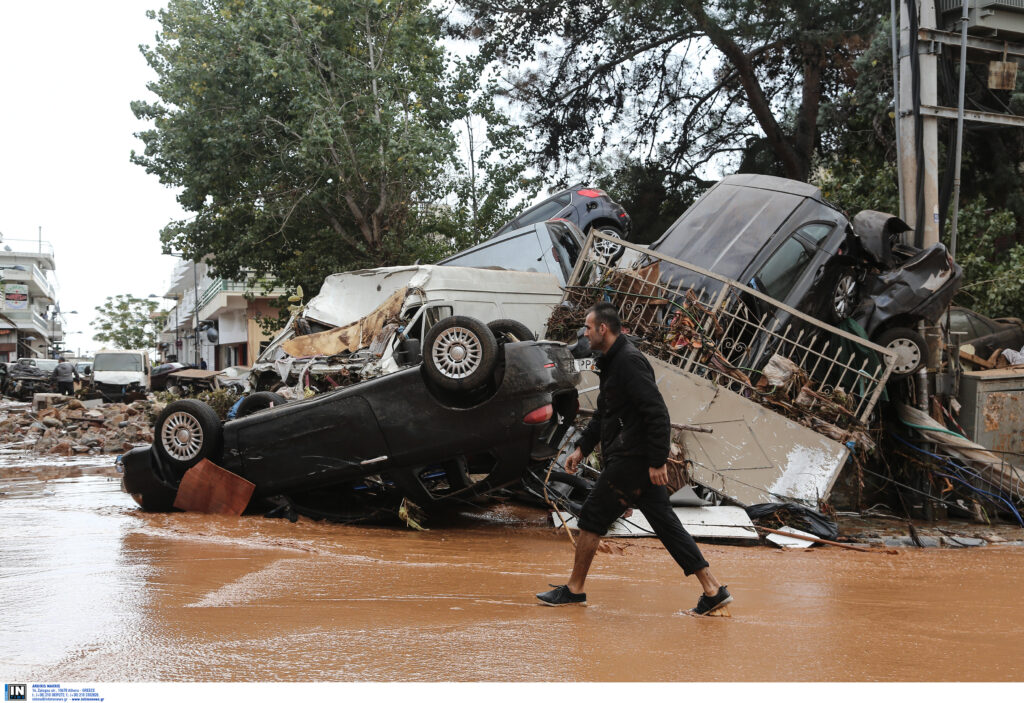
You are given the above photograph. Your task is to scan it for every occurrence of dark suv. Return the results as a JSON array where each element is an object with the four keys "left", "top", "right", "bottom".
[
  {"left": 649, "top": 174, "right": 961, "bottom": 377},
  {"left": 494, "top": 185, "right": 631, "bottom": 261}
]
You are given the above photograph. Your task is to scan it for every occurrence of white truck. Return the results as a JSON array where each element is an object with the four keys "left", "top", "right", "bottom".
[{"left": 91, "top": 349, "right": 151, "bottom": 401}]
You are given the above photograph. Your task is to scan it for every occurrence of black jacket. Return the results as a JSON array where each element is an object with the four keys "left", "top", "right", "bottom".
[{"left": 575, "top": 334, "right": 671, "bottom": 468}]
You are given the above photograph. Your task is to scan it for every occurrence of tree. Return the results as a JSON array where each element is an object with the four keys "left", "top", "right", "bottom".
[
  {"left": 132, "top": 0, "right": 461, "bottom": 295},
  {"left": 452, "top": 0, "right": 887, "bottom": 184},
  {"left": 93, "top": 296, "right": 165, "bottom": 350}
]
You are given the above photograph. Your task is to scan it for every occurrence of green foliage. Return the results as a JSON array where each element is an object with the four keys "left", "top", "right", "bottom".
[
  {"left": 946, "top": 198, "right": 1024, "bottom": 319},
  {"left": 454, "top": 0, "right": 888, "bottom": 183},
  {"left": 811, "top": 154, "right": 899, "bottom": 218},
  {"left": 133, "top": 0, "right": 462, "bottom": 294},
  {"left": 93, "top": 295, "right": 164, "bottom": 350}
]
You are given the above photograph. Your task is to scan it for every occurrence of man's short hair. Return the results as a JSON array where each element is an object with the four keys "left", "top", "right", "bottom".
[
  {"left": 588, "top": 301, "right": 622, "bottom": 335},
  {"left": 58, "top": 356, "right": 66, "bottom": 362}
]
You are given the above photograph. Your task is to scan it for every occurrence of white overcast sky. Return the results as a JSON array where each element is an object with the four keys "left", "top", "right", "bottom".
[{"left": 0, "top": 1, "right": 182, "bottom": 358}]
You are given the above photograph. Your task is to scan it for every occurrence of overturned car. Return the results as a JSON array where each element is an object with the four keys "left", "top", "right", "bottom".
[{"left": 121, "top": 315, "right": 581, "bottom": 519}]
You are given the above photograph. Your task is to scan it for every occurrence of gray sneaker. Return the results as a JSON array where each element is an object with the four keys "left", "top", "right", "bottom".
[
  {"left": 536, "top": 584, "right": 587, "bottom": 606},
  {"left": 692, "top": 585, "right": 732, "bottom": 615}
]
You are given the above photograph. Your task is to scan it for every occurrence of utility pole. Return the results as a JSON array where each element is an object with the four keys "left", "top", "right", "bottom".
[{"left": 898, "top": 0, "right": 941, "bottom": 246}]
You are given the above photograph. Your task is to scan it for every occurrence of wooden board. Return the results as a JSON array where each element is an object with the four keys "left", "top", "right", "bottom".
[
  {"left": 173, "top": 458, "right": 255, "bottom": 515},
  {"left": 551, "top": 506, "right": 758, "bottom": 540}
]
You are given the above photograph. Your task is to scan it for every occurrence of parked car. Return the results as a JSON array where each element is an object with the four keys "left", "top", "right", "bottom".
[
  {"left": 944, "top": 306, "right": 1024, "bottom": 359},
  {"left": 648, "top": 174, "right": 962, "bottom": 377},
  {"left": 493, "top": 186, "right": 631, "bottom": 262},
  {"left": 121, "top": 315, "right": 581, "bottom": 518},
  {"left": 4, "top": 358, "right": 58, "bottom": 399},
  {"left": 438, "top": 219, "right": 585, "bottom": 285}
]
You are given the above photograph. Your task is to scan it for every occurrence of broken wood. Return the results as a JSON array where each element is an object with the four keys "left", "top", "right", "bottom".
[
  {"left": 755, "top": 525, "right": 900, "bottom": 555},
  {"left": 173, "top": 458, "right": 255, "bottom": 515},
  {"left": 959, "top": 348, "right": 996, "bottom": 370}
]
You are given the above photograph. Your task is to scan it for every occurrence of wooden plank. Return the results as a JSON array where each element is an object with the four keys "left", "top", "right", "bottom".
[
  {"left": 551, "top": 506, "right": 759, "bottom": 541},
  {"left": 173, "top": 458, "right": 255, "bottom": 515}
]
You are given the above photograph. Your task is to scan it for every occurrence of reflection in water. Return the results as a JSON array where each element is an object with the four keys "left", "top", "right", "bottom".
[{"left": 2, "top": 473, "right": 1023, "bottom": 681}]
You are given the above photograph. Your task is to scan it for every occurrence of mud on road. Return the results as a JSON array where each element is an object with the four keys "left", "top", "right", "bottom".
[{"left": 1, "top": 463, "right": 1023, "bottom": 682}]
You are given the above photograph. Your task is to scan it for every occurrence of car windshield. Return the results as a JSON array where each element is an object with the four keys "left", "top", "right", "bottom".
[
  {"left": 33, "top": 359, "right": 59, "bottom": 372},
  {"left": 93, "top": 354, "right": 144, "bottom": 372}
]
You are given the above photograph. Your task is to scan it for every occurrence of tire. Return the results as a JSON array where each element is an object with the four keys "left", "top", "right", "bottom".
[
  {"left": 829, "top": 268, "right": 859, "bottom": 323},
  {"left": 153, "top": 399, "right": 223, "bottom": 477},
  {"left": 423, "top": 315, "right": 498, "bottom": 392},
  {"left": 874, "top": 326, "right": 927, "bottom": 377},
  {"left": 487, "top": 319, "right": 536, "bottom": 345},
  {"left": 590, "top": 225, "right": 626, "bottom": 265},
  {"left": 234, "top": 391, "right": 287, "bottom": 418}
]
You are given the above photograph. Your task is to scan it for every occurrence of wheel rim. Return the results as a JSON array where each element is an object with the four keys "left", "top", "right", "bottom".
[
  {"left": 887, "top": 338, "right": 922, "bottom": 374},
  {"left": 593, "top": 228, "right": 623, "bottom": 259},
  {"left": 432, "top": 326, "right": 483, "bottom": 379},
  {"left": 160, "top": 411, "right": 204, "bottom": 461},
  {"left": 832, "top": 273, "right": 857, "bottom": 319}
]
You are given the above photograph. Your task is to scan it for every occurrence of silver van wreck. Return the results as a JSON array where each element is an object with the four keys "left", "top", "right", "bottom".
[{"left": 249, "top": 265, "right": 564, "bottom": 393}]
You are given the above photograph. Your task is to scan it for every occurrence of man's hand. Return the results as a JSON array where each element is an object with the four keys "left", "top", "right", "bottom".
[
  {"left": 649, "top": 465, "right": 669, "bottom": 486},
  {"left": 564, "top": 447, "right": 584, "bottom": 474}
]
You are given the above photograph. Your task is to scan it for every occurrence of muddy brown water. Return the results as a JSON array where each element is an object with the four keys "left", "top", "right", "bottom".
[{"left": 1, "top": 467, "right": 1023, "bottom": 682}]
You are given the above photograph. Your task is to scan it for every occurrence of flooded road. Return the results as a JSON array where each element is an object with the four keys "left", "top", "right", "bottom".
[{"left": 2, "top": 466, "right": 1023, "bottom": 682}]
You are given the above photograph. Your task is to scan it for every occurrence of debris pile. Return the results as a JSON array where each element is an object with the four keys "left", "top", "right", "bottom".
[
  {"left": 0, "top": 398, "right": 157, "bottom": 456},
  {"left": 548, "top": 266, "right": 877, "bottom": 448}
]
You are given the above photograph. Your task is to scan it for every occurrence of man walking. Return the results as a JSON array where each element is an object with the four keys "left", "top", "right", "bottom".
[
  {"left": 52, "top": 356, "right": 80, "bottom": 396},
  {"left": 537, "top": 302, "right": 733, "bottom": 615}
]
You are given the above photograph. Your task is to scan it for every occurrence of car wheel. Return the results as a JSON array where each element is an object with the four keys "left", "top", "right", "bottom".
[
  {"left": 423, "top": 315, "right": 498, "bottom": 392},
  {"left": 154, "top": 399, "right": 223, "bottom": 477},
  {"left": 829, "top": 268, "right": 859, "bottom": 323},
  {"left": 487, "top": 319, "right": 536, "bottom": 345},
  {"left": 874, "top": 327, "right": 927, "bottom": 377},
  {"left": 234, "top": 391, "right": 287, "bottom": 418},
  {"left": 590, "top": 225, "right": 626, "bottom": 265}
]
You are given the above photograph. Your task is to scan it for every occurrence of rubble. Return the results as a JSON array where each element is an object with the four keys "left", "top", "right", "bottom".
[{"left": 0, "top": 397, "right": 156, "bottom": 456}]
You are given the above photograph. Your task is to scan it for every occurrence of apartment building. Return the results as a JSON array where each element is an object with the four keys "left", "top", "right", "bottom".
[
  {"left": 0, "top": 235, "right": 62, "bottom": 362},
  {"left": 159, "top": 259, "right": 288, "bottom": 370}
]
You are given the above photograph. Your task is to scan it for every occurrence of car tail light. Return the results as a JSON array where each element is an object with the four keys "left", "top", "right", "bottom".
[
  {"left": 551, "top": 246, "right": 560, "bottom": 263},
  {"left": 523, "top": 404, "right": 553, "bottom": 424},
  {"left": 577, "top": 188, "right": 605, "bottom": 198},
  {"left": 618, "top": 212, "right": 627, "bottom": 218}
]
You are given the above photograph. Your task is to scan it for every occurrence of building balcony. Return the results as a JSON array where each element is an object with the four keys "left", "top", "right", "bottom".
[
  {"left": 198, "top": 277, "right": 286, "bottom": 320},
  {"left": 0, "top": 263, "right": 56, "bottom": 301},
  {"left": 2, "top": 309, "right": 53, "bottom": 337},
  {"left": 0, "top": 238, "right": 56, "bottom": 272}
]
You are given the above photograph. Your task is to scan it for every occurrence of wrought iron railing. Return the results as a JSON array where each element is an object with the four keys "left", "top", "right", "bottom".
[{"left": 562, "top": 230, "right": 897, "bottom": 427}]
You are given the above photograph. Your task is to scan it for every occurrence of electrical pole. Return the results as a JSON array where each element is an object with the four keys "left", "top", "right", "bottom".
[{"left": 898, "top": 0, "right": 941, "bottom": 246}]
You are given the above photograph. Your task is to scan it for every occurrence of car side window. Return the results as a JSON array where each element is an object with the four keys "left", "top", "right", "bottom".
[
  {"left": 754, "top": 236, "right": 814, "bottom": 302},
  {"left": 517, "top": 199, "right": 567, "bottom": 228},
  {"left": 796, "top": 223, "right": 833, "bottom": 246},
  {"left": 967, "top": 311, "right": 996, "bottom": 336}
]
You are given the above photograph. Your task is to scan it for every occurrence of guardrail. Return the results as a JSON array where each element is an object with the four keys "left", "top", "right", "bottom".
[{"left": 562, "top": 231, "right": 897, "bottom": 426}]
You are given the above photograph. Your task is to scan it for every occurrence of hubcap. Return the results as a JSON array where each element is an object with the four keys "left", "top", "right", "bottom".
[
  {"left": 161, "top": 411, "right": 204, "bottom": 461},
  {"left": 833, "top": 274, "right": 857, "bottom": 319},
  {"left": 432, "top": 327, "right": 482, "bottom": 379},
  {"left": 593, "top": 228, "right": 623, "bottom": 259},
  {"left": 887, "top": 337, "right": 922, "bottom": 374}
]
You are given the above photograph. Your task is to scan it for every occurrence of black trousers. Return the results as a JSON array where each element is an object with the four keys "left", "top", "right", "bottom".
[
  {"left": 577, "top": 455, "right": 709, "bottom": 576},
  {"left": 57, "top": 381, "right": 75, "bottom": 395}
]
